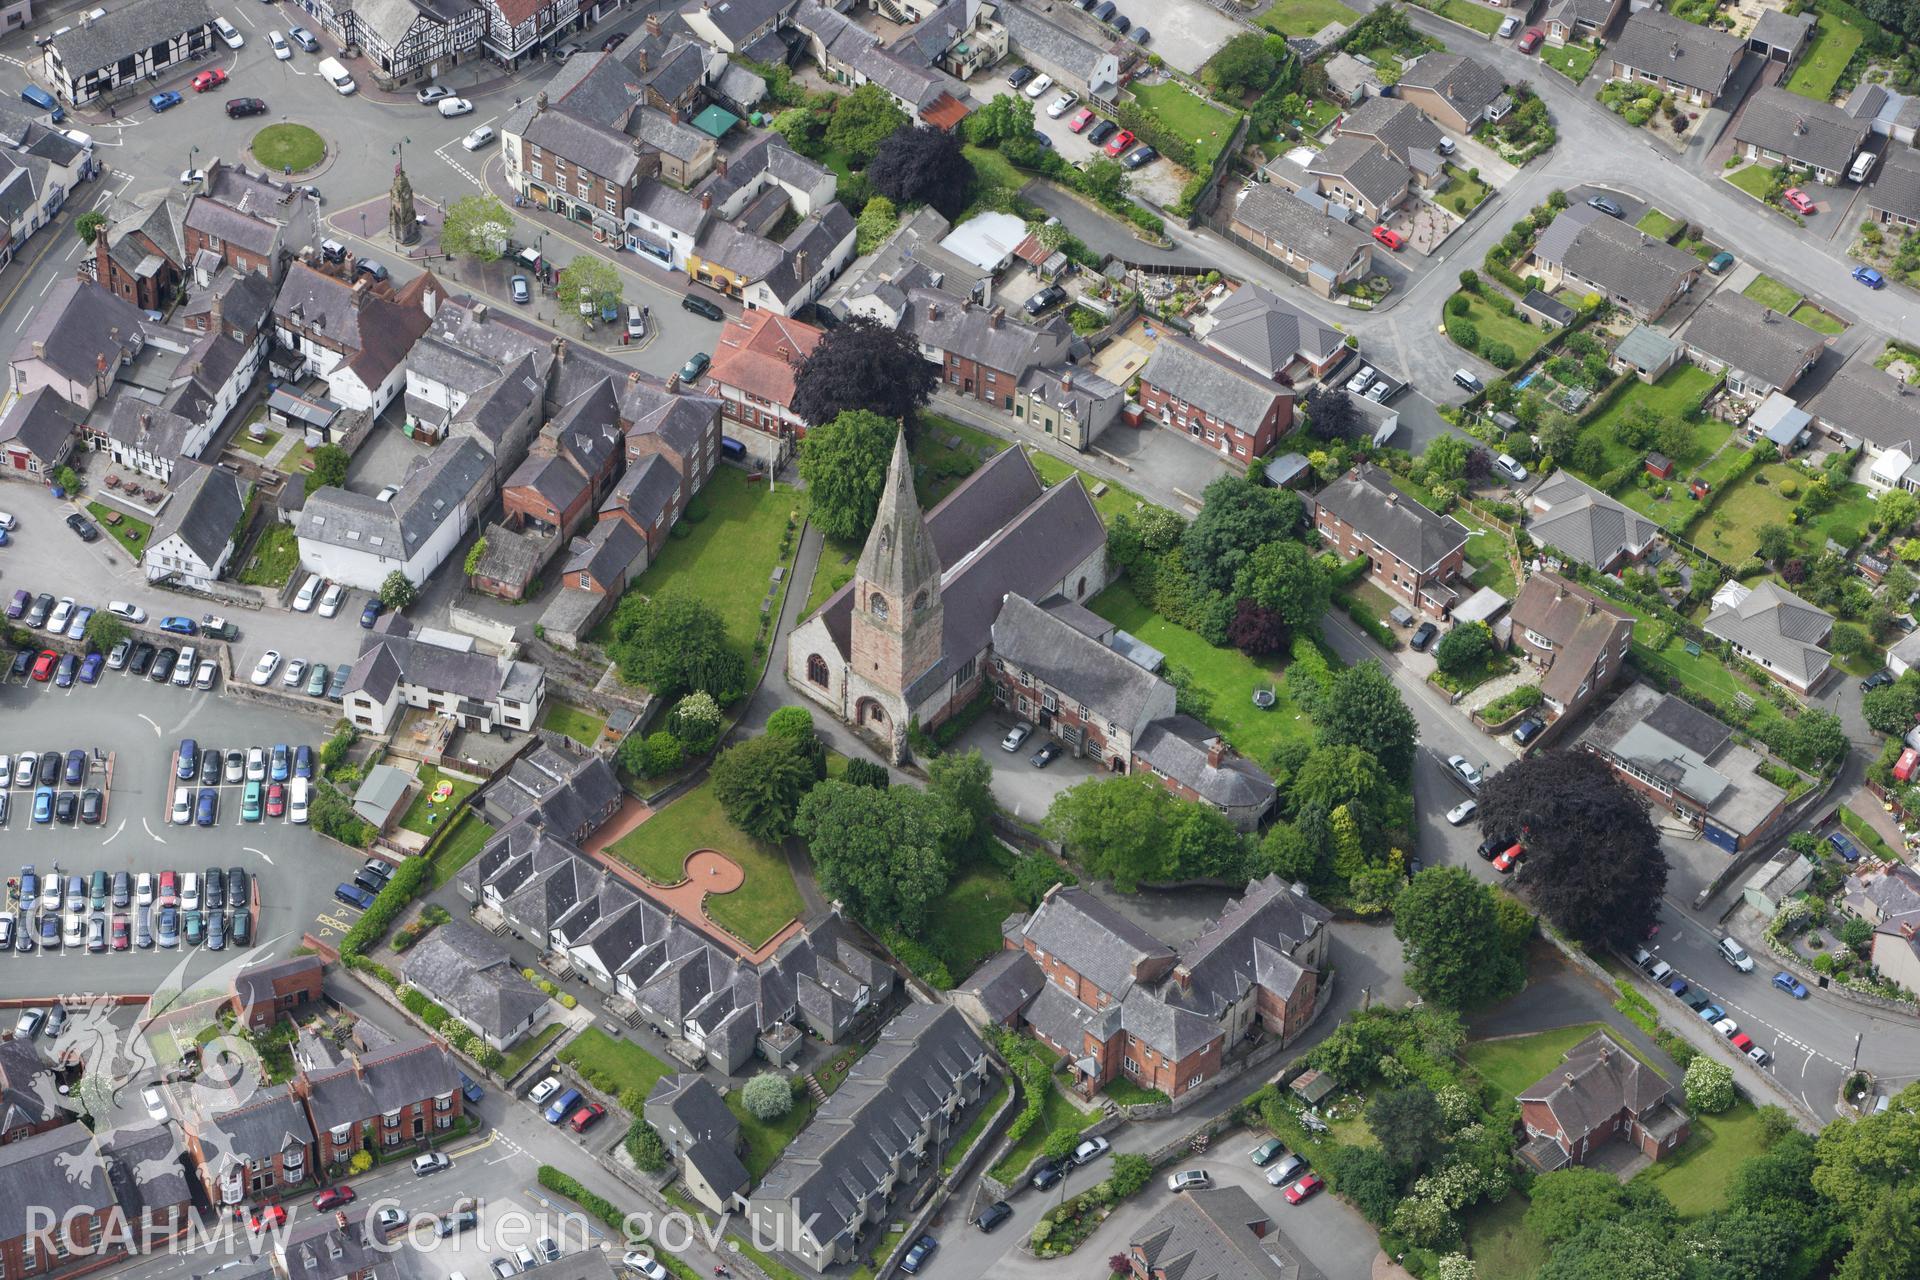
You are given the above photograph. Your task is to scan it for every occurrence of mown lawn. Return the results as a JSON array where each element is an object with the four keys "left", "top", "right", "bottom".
[
  {"left": 1441, "top": 163, "right": 1490, "bottom": 213},
  {"left": 1633, "top": 1098, "right": 1774, "bottom": 1216},
  {"left": 603, "top": 778, "right": 805, "bottom": 949},
  {"left": 1631, "top": 629, "right": 1788, "bottom": 733},
  {"left": 1635, "top": 207, "right": 1685, "bottom": 240},
  {"left": 85, "top": 501, "right": 151, "bottom": 559},
  {"left": 1742, "top": 274, "right": 1803, "bottom": 313},
  {"left": 1418, "top": 0, "right": 1504, "bottom": 34},
  {"left": 925, "top": 866, "right": 1026, "bottom": 983},
  {"left": 1540, "top": 42, "right": 1599, "bottom": 85},
  {"left": 1448, "top": 292, "right": 1552, "bottom": 362},
  {"left": 1784, "top": 8, "right": 1866, "bottom": 101},
  {"left": 728, "top": 1090, "right": 815, "bottom": 1179},
  {"left": 398, "top": 764, "right": 478, "bottom": 836},
  {"left": 541, "top": 700, "right": 607, "bottom": 747},
  {"left": 616, "top": 466, "right": 798, "bottom": 656},
  {"left": 498, "top": 1022, "right": 566, "bottom": 1078},
  {"left": 1091, "top": 582, "right": 1319, "bottom": 767},
  {"left": 1129, "top": 79, "right": 1241, "bottom": 169},
  {"left": 1465, "top": 1022, "right": 1614, "bottom": 1098},
  {"left": 250, "top": 123, "right": 325, "bottom": 172},
  {"left": 1790, "top": 301, "right": 1846, "bottom": 335},
  {"left": 1256, "top": 0, "right": 1360, "bottom": 36},
  {"left": 232, "top": 426, "right": 282, "bottom": 458},
  {"left": 1567, "top": 364, "right": 1720, "bottom": 483},
  {"left": 1726, "top": 163, "right": 1780, "bottom": 202},
  {"left": 989, "top": 1077, "right": 1097, "bottom": 1181},
  {"left": 1698, "top": 463, "right": 1877, "bottom": 563},
  {"left": 429, "top": 811, "right": 497, "bottom": 887},
  {"left": 1463, "top": 1193, "right": 1548, "bottom": 1280},
  {"left": 557, "top": 1026, "right": 672, "bottom": 1097}
]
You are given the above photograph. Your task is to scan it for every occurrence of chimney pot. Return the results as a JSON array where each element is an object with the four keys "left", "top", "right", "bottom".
[
  {"left": 700, "top": 191, "right": 712, "bottom": 210},
  {"left": 717, "top": 156, "right": 728, "bottom": 177}
]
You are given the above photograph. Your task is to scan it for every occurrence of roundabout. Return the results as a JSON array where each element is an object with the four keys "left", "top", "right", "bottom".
[{"left": 249, "top": 123, "right": 326, "bottom": 174}]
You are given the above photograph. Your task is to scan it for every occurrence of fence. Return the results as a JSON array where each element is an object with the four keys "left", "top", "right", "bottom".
[{"left": 446, "top": 603, "right": 523, "bottom": 649}]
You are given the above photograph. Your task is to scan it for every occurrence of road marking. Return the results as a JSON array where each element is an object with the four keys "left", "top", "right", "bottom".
[
  {"left": 141, "top": 818, "right": 167, "bottom": 844},
  {"left": 101, "top": 819, "right": 126, "bottom": 846},
  {"left": 138, "top": 714, "right": 161, "bottom": 736},
  {"left": 244, "top": 846, "right": 271, "bottom": 865}
]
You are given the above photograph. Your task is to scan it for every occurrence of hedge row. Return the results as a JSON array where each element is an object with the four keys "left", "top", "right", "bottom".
[
  {"left": 338, "top": 856, "right": 433, "bottom": 961},
  {"left": 1340, "top": 595, "right": 1397, "bottom": 649},
  {"left": 535, "top": 1168, "right": 698, "bottom": 1280}
]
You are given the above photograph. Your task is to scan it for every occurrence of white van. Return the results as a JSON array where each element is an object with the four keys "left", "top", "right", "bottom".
[
  {"left": 293, "top": 573, "right": 323, "bottom": 612},
  {"left": 1850, "top": 150, "right": 1876, "bottom": 183},
  {"left": 213, "top": 16, "right": 243, "bottom": 47},
  {"left": 1719, "top": 935, "right": 1755, "bottom": 972},
  {"left": 317, "top": 56, "right": 358, "bottom": 94},
  {"left": 289, "top": 777, "right": 310, "bottom": 825}
]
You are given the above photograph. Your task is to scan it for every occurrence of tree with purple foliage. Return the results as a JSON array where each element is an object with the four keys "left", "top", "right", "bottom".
[
  {"left": 789, "top": 315, "right": 939, "bottom": 429},
  {"left": 1304, "top": 386, "right": 1361, "bottom": 441},
  {"left": 1228, "top": 599, "right": 1287, "bottom": 655},
  {"left": 867, "top": 123, "right": 974, "bottom": 220}
]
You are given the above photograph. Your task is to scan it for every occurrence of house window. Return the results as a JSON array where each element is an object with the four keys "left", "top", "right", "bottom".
[{"left": 1185, "top": 1072, "right": 1204, "bottom": 1089}]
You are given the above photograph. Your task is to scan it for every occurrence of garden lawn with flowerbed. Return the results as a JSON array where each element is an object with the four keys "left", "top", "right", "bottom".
[
  {"left": 989, "top": 1077, "right": 1098, "bottom": 1182},
  {"left": 1129, "top": 80, "right": 1241, "bottom": 169},
  {"left": 1784, "top": 8, "right": 1867, "bottom": 101},
  {"left": 1566, "top": 364, "right": 1721, "bottom": 482},
  {"left": 558, "top": 1026, "right": 673, "bottom": 1098},
  {"left": 1635, "top": 207, "right": 1684, "bottom": 240},
  {"left": 398, "top": 765, "right": 478, "bottom": 836},
  {"left": 499, "top": 1023, "right": 567, "bottom": 1078},
  {"left": 1695, "top": 463, "right": 1877, "bottom": 564},
  {"left": 1631, "top": 1098, "right": 1773, "bottom": 1216},
  {"left": 1789, "top": 301, "right": 1846, "bottom": 335},
  {"left": 603, "top": 779, "right": 806, "bottom": 949},
  {"left": 1090, "top": 582, "right": 1321, "bottom": 762},
  {"left": 1447, "top": 291, "right": 1552, "bottom": 364},
  {"left": 925, "top": 867, "right": 1026, "bottom": 983},
  {"left": 1726, "top": 163, "right": 1781, "bottom": 202},
  {"left": 1540, "top": 42, "right": 1599, "bottom": 84},
  {"left": 1412, "top": 0, "right": 1504, "bottom": 34},
  {"left": 1441, "top": 163, "right": 1490, "bottom": 213}
]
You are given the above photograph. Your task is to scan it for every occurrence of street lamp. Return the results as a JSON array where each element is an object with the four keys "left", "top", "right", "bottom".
[{"left": 187, "top": 144, "right": 198, "bottom": 181}]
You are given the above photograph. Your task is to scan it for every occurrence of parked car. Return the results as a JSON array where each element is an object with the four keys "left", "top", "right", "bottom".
[
  {"left": 1409, "top": 621, "right": 1438, "bottom": 651},
  {"left": 1007, "top": 66, "right": 1036, "bottom": 90},
  {"left": 1782, "top": 187, "right": 1816, "bottom": 214},
  {"left": 1445, "top": 754, "right": 1482, "bottom": 790},
  {"left": 1068, "top": 106, "right": 1096, "bottom": 133},
  {"left": 1046, "top": 91, "right": 1078, "bottom": 118},
  {"left": 1862, "top": 668, "right": 1895, "bottom": 691},
  {"left": 191, "top": 67, "right": 228, "bottom": 92},
  {"left": 899, "top": 1237, "right": 938, "bottom": 1275},
  {"left": 1166, "top": 1170, "right": 1211, "bottom": 1192},
  {"left": 1103, "top": 128, "right": 1136, "bottom": 157},
  {"left": 1512, "top": 716, "right": 1545, "bottom": 746},
  {"left": 1283, "top": 1173, "right": 1325, "bottom": 1204},
  {"left": 1071, "top": 1136, "right": 1110, "bottom": 1165},
  {"left": 1446, "top": 799, "right": 1477, "bottom": 826},
  {"left": 1265, "top": 1153, "right": 1307, "bottom": 1185},
  {"left": 1023, "top": 285, "right": 1066, "bottom": 315},
  {"left": 149, "top": 91, "right": 184, "bottom": 112},
  {"left": 269, "top": 30, "right": 291, "bottom": 58},
  {"left": 1030, "top": 741, "right": 1062, "bottom": 768},
  {"left": 225, "top": 97, "right": 268, "bottom": 117},
  {"left": 1585, "top": 194, "right": 1623, "bottom": 218},
  {"left": 1498, "top": 15, "right": 1519, "bottom": 37},
  {"left": 1773, "top": 970, "right": 1809, "bottom": 998},
  {"left": 1492, "top": 844, "right": 1525, "bottom": 874},
  {"left": 1000, "top": 723, "right": 1032, "bottom": 752},
  {"left": 1022, "top": 73, "right": 1054, "bottom": 100},
  {"left": 1828, "top": 831, "right": 1861, "bottom": 862},
  {"left": 1854, "top": 265, "right": 1886, "bottom": 289},
  {"left": 1371, "top": 224, "right": 1403, "bottom": 250},
  {"left": 1249, "top": 1138, "right": 1286, "bottom": 1166},
  {"left": 1707, "top": 251, "right": 1735, "bottom": 274},
  {"left": 973, "top": 1201, "right": 1012, "bottom": 1233},
  {"left": 1122, "top": 145, "right": 1157, "bottom": 170},
  {"left": 681, "top": 293, "right": 724, "bottom": 321},
  {"left": 1517, "top": 27, "right": 1543, "bottom": 52},
  {"left": 1494, "top": 453, "right": 1528, "bottom": 483}
]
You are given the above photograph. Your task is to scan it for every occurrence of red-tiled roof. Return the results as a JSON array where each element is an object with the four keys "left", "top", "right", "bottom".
[
  {"left": 705, "top": 310, "right": 823, "bottom": 411},
  {"left": 920, "top": 92, "right": 971, "bottom": 131}
]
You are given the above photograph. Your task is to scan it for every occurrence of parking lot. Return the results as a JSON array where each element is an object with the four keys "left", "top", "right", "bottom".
[
  {"left": 1026, "top": 92, "right": 1187, "bottom": 208},
  {"left": 0, "top": 674, "right": 365, "bottom": 993}
]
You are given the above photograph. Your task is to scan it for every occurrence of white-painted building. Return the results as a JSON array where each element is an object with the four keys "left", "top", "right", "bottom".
[
  {"left": 295, "top": 436, "right": 494, "bottom": 591},
  {"left": 341, "top": 616, "right": 545, "bottom": 736}
]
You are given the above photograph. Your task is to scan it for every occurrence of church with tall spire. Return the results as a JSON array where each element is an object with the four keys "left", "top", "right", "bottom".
[{"left": 786, "top": 427, "right": 1111, "bottom": 762}]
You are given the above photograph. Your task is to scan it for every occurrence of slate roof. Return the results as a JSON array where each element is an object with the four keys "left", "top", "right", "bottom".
[
  {"left": 149, "top": 459, "right": 245, "bottom": 569},
  {"left": 1868, "top": 147, "right": 1920, "bottom": 224},
  {"left": 347, "top": 617, "right": 540, "bottom": 707},
  {"left": 1806, "top": 357, "right": 1920, "bottom": 454},
  {"left": 400, "top": 921, "right": 547, "bottom": 1040},
  {"left": 1518, "top": 1030, "right": 1678, "bottom": 1143},
  {"left": 1541, "top": 0, "right": 1619, "bottom": 33},
  {"left": 274, "top": 263, "right": 440, "bottom": 388},
  {"left": 1132, "top": 1186, "right": 1325, "bottom": 1280},
  {"left": 1230, "top": 182, "right": 1373, "bottom": 271},
  {"left": 1140, "top": 334, "right": 1291, "bottom": 434},
  {"left": 707, "top": 309, "right": 821, "bottom": 408},
  {"left": 1338, "top": 94, "right": 1445, "bottom": 166},
  {"left": 1704, "top": 579, "right": 1833, "bottom": 687},
  {"left": 1133, "top": 716, "right": 1278, "bottom": 812},
  {"left": 299, "top": 437, "right": 493, "bottom": 560},
  {"left": 1510, "top": 571, "right": 1634, "bottom": 705},
  {"left": 103, "top": 188, "right": 190, "bottom": 280},
  {"left": 1749, "top": 8, "right": 1815, "bottom": 55},
  {"left": 682, "top": 0, "right": 789, "bottom": 44},
  {"left": 0, "top": 1037, "right": 61, "bottom": 1133},
  {"left": 563, "top": 515, "right": 647, "bottom": 586},
  {"left": 301, "top": 1038, "right": 460, "bottom": 1132},
  {"left": 1683, "top": 291, "right": 1825, "bottom": 391},
  {"left": 991, "top": 593, "right": 1169, "bottom": 734},
  {"left": 1304, "top": 135, "right": 1411, "bottom": 210},
  {"left": 602, "top": 451, "right": 683, "bottom": 532},
  {"left": 957, "top": 948, "right": 1044, "bottom": 1023},
  {"left": 278, "top": 1208, "right": 383, "bottom": 1280},
  {"left": 525, "top": 111, "right": 646, "bottom": 187},
  {"left": 13, "top": 277, "right": 151, "bottom": 385},
  {"left": 100, "top": 1122, "right": 193, "bottom": 1220},
  {"left": 1397, "top": 52, "right": 1506, "bottom": 122},
  {"left": 0, "top": 385, "right": 81, "bottom": 465},
  {"left": 506, "top": 450, "right": 590, "bottom": 515},
  {"left": 907, "top": 290, "right": 1071, "bottom": 376},
  {"left": 0, "top": 1124, "right": 115, "bottom": 1238},
  {"left": 190, "top": 1083, "right": 313, "bottom": 1172},
  {"left": 1169, "top": 874, "right": 1328, "bottom": 1015},
  {"left": 1609, "top": 8, "right": 1743, "bottom": 96},
  {"left": 751, "top": 1006, "right": 984, "bottom": 1247},
  {"left": 50, "top": 0, "right": 214, "bottom": 78},
  {"left": 1312, "top": 464, "right": 1469, "bottom": 573},
  {"left": 1527, "top": 472, "right": 1658, "bottom": 570},
  {"left": 758, "top": 202, "right": 855, "bottom": 304},
  {"left": 1532, "top": 204, "right": 1700, "bottom": 316},
  {"left": 1735, "top": 86, "right": 1871, "bottom": 174},
  {"left": 1019, "top": 364, "right": 1120, "bottom": 424},
  {"left": 995, "top": 0, "right": 1108, "bottom": 83},
  {"left": 1010, "top": 885, "right": 1172, "bottom": 998}
]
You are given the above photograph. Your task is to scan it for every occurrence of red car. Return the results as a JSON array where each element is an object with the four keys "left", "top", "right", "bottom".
[
  {"left": 1492, "top": 844, "right": 1526, "bottom": 874},
  {"left": 267, "top": 782, "right": 286, "bottom": 817},
  {"left": 314, "top": 1186, "right": 356, "bottom": 1210},
  {"left": 569, "top": 1102, "right": 607, "bottom": 1133},
  {"left": 1518, "top": 27, "right": 1543, "bottom": 53},
  {"left": 30, "top": 650, "right": 57, "bottom": 681},
  {"left": 1103, "top": 129, "right": 1136, "bottom": 157},
  {"left": 249, "top": 1205, "right": 287, "bottom": 1231},
  {"left": 191, "top": 67, "right": 229, "bottom": 92},
  {"left": 1782, "top": 187, "right": 1816, "bottom": 214},
  {"left": 111, "top": 916, "right": 130, "bottom": 951},
  {"left": 1729, "top": 1031, "right": 1756, "bottom": 1054},
  {"left": 1371, "top": 225, "right": 1404, "bottom": 250},
  {"left": 1283, "top": 1174, "right": 1325, "bottom": 1205},
  {"left": 1068, "top": 106, "right": 1096, "bottom": 133},
  {"left": 158, "top": 870, "right": 178, "bottom": 905}
]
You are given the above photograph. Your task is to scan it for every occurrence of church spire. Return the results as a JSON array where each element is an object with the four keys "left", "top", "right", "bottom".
[{"left": 856, "top": 426, "right": 942, "bottom": 599}]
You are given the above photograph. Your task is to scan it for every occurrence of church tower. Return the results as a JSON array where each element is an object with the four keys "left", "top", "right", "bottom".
[{"left": 847, "top": 428, "right": 944, "bottom": 747}]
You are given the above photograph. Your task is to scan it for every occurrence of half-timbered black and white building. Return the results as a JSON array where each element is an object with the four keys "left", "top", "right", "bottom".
[
  {"left": 356, "top": 0, "right": 485, "bottom": 86},
  {"left": 43, "top": 0, "right": 217, "bottom": 107}
]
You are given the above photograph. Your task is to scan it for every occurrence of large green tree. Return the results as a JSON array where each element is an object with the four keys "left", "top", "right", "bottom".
[
  {"left": 1365, "top": 1084, "right": 1446, "bottom": 1175},
  {"left": 558, "top": 254, "right": 622, "bottom": 318},
  {"left": 794, "top": 780, "right": 962, "bottom": 930},
  {"left": 306, "top": 443, "right": 350, "bottom": 496},
  {"left": 796, "top": 409, "right": 897, "bottom": 542},
  {"left": 1181, "top": 475, "right": 1304, "bottom": 594},
  {"left": 855, "top": 194, "right": 899, "bottom": 254},
  {"left": 1043, "top": 773, "right": 1171, "bottom": 892},
  {"left": 1476, "top": 750, "right": 1668, "bottom": 948},
  {"left": 440, "top": 194, "right": 513, "bottom": 261},
  {"left": 825, "top": 84, "right": 910, "bottom": 165},
  {"left": 963, "top": 92, "right": 1034, "bottom": 147},
  {"left": 1318, "top": 661, "right": 1418, "bottom": 781},
  {"left": 1434, "top": 621, "right": 1494, "bottom": 678},
  {"left": 1392, "top": 867, "right": 1525, "bottom": 1009},
  {"left": 867, "top": 123, "right": 974, "bottom": 219},
  {"left": 711, "top": 732, "right": 823, "bottom": 842},
  {"left": 1233, "top": 540, "right": 1331, "bottom": 630},
  {"left": 1204, "top": 32, "right": 1295, "bottom": 97},
  {"left": 607, "top": 591, "right": 748, "bottom": 702},
  {"left": 927, "top": 749, "right": 994, "bottom": 844}
]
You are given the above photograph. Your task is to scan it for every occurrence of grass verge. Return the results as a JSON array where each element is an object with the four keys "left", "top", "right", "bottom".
[{"left": 85, "top": 501, "right": 151, "bottom": 559}]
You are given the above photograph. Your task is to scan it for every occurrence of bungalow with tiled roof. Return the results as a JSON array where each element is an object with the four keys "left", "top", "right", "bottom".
[
  {"left": 1225, "top": 182, "right": 1375, "bottom": 299},
  {"left": 1704, "top": 578, "right": 1833, "bottom": 695},
  {"left": 1395, "top": 52, "right": 1508, "bottom": 134},
  {"left": 1525, "top": 471, "right": 1659, "bottom": 572},
  {"left": 1682, "top": 291, "right": 1826, "bottom": 399},
  {"left": 1733, "top": 86, "right": 1871, "bottom": 184},
  {"left": 1605, "top": 9, "right": 1745, "bottom": 107},
  {"left": 1531, "top": 204, "right": 1704, "bottom": 321}
]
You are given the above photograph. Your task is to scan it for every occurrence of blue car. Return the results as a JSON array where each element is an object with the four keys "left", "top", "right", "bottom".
[
  {"left": 1773, "top": 971, "right": 1810, "bottom": 999},
  {"left": 53, "top": 654, "right": 76, "bottom": 687},
  {"left": 19, "top": 868, "right": 36, "bottom": 902},
  {"left": 294, "top": 744, "right": 314, "bottom": 779},
  {"left": 1697, "top": 1003, "right": 1724, "bottom": 1023},
  {"left": 900, "top": 1236, "right": 938, "bottom": 1275},
  {"left": 195, "top": 787, "right": 218, "bottom": 827},
  {"left": 20, "top": 85, "right": 63, "bottom": 123},
  {"left": 177, "top": 739, "right": 199, "bottom": 780},
  {"left": 78, "top": 653, "right": 103, "bottom": 684},
  {"left": 1828, "top": 832, "right": 1861, "bottom": 862},
  {"left": 150, "top": 91, "right": 183, "bottom": 112},
  {"left": 543, "top": 1087, "right": 582, "bottom": 1124},
  {"left": 1665, "top": 975, "right": 1689, "bottom": 998},
  {"left": 32, "top": 788, "right": 52, "bottom": 824},
  {"left": 1853, "top": 265, "right": 1885, "bottom": 289},
  {"left": 0, "top": 527, "right": 8, "bottom": 546},
  {"left": 270, "top": 743, "right": 290, "bottom": 782},
  {"left": 159, "top": 616, "right": 198, "bottom": 636},
  {"left": 360, "top": 598, "right": 385, "bottom": 628},
  {"left": 334, "top": 883, "right": 375, "bottom": 911}
]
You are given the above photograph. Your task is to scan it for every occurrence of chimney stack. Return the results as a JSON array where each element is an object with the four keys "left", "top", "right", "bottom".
[
  {"left": 700, "top": 191, "right": 712, "bottom": 210},
  {"left": 553, "top": 336, "right": 567, "bottom": 362},
  {"left": 1204, "top": 737, "right": 1225, "bottom": 768},
  {"left": 989, "top": 306, "right": 1004, "bottom": 329},
  {"left": 626, "top": 369, "right": 640, "bottom": 388},
  {"left": 793, "top": 249, "right": 809, "bottom": 282},
  {"left": 645, "top": 12, "right": 662, "bottom": 36},
  {"left": 717, "top": 156, "right": 728, "bottom": 178},
  {"left": 666, "top": 372, "right": 681, "bottom": 393},
  {"left": 927, "top": 302, "right": 941, "bottom": 321}
]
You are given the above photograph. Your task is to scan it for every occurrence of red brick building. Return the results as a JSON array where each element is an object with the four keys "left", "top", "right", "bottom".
[
  {"left": 230, "top": 954, "right": 325, "bottom": 1032},
  {"left": 998, "top": 878, "right": 1330, "bottom": 1101},
  {"left": 704, "top": 310, "right": 823, "bottom": 467},
  {"left": 1516, "top": 1030, "right": 1690, "bottom": 1171},
  {"left": 179, "top": 1084, "right": 316, "bottom": 1209},
  {"left": 0, "top": 1126, "right": 123, "bottom": 1280},
  {"left": 909, "top": 290, "right": 1071, "bottom": 412},
  {"left": 293, "top": 1038, "right": 464, "bottom": 1167},
  {"left": 1137, "top": 335, "right": 1294, "bottom": 463},
  {"left": 1509, "top": 571, "right": 1634, "bottom": 731},
  {"left": 1312, "top": 464, "right": 1470, "bottom": 617},
  {"left": 502, "top": 451, "right": 596, "bottom": 537}
]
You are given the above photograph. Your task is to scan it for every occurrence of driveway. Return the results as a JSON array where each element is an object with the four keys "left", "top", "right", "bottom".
[{"left": 952, "top": 709, "right": 1105, "bottom": 826}]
